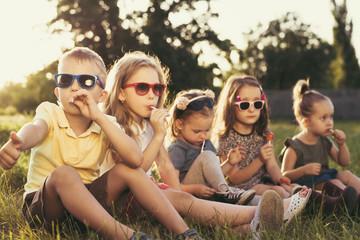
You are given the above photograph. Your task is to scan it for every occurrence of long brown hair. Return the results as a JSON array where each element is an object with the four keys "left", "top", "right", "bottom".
[
  {"left": 103, "top": 51, "right": 169, "bottom": 142},
  {"left": 213, "top": 74, "right": 269, "bottom": 140}
]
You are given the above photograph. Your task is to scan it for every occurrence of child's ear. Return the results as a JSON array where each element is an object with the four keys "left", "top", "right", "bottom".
[
  {"left": 175, "top": 119, "right": 183, "bottom": 131},
  {"left": 301, "top": 117, "right": 309, "bottom": 127},
  {"left": 118, "top": 89, "right": 126, "bottom": 103},
  {"left": 54, "top": 88, "right": 59, "bottom": 99},
  {"left": 98, "top": 90, "right": 108, "bottom": 103}
]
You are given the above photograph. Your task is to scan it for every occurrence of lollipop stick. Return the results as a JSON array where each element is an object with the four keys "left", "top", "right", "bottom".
[{"left": 201, "top": 141, "right": 205, "bottom": 152}]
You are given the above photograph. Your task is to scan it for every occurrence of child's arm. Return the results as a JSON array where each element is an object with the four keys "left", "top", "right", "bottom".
[
  {"left": 281, "top": 146, "right": 321, "bottom": 181},
  {"left": 155, "top": 145, "right": 182, "bottom": 191},
  {"left": 0, "top": 119, "right": 48, "bottom": 170},
  {"left": 225, "top": 156, "right": 264, "bottom": 184},
  {"left": 220, "top": 144, "right": 245, "bottom": 175},
  {"left": 261, "top": 143, "right": 292, "bottom": 192},
  {"left": 329, "top": 129, "right": 350, "bottom": 166},
  {"left": 142, "top": 108, "right": 169, "bottom": 172},
  {"left": 72, "top": 90, "right": 143, "bottom": 167}
]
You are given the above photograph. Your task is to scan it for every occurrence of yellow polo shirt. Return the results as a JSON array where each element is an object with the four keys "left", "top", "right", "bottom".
[{"left": 24, "top": 102, "right": 119, "bottom": 197}]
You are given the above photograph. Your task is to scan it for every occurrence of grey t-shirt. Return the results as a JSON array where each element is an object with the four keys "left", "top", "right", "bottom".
[
  {"left": 168, "top": 139, "right": 216, "bottom": 182},
  {"left": 279, "top": 135, "right": 333, "bottom": 172}
]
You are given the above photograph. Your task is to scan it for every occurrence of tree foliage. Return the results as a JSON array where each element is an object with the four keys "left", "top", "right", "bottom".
[
  {"left": 0, "top": 62, "right": 57, "bottom": 113},
  {"left": 2, "top": 0, "right": 360, "bottom": 114},
  {"left": 237, "top": 12, "right": 336, "bottom": 89},
  {"left": 49, "top": 0, "right": 234, "bottom": 100},
  {"left": 331, "top": 0, "right": 360, "bottom": 88}
]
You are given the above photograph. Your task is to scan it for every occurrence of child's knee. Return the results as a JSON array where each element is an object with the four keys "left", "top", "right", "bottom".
[
  {"left": 336, "top": 170, "right": 353, "bottom": 182},
  {"left": 198, "top": 151, "right": 218, "bottom": 164},
  {"left": 48, "top": 165, "right": 79, "bottom": 185},
  {"left": 337, "top": 170, "right": 352, "bottom": 178}
]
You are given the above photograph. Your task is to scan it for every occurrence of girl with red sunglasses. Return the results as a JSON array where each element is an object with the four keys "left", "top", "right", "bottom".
[{"left": 101, "top": 52, "right": 314, "bottom": 238}]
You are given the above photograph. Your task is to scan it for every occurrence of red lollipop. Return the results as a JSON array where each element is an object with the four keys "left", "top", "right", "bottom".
[{"left": 267, "top": 132, "right": 274, "bottom": 144}]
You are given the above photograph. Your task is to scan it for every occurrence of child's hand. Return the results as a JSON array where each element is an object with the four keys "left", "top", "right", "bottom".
[
  {"left": 227, "top": 144, "right": 245, "bottom": 165},
  {"left": 331, "top": 129, "right": 346, "bottom": 146},
  {"left": 0, "top": 132, "right": 24, "bottom": 170},
  {"left": 69, "top": 89, "right": 102, "bottom": 121},
  {"left": 278, "top": 176, "right": 291, "bottom": 186},
  {"left": 194, "top": 184, "right": 217, "bottom": 198},
  {"left": 149, "top": 108, "right": 169, "bottom": 139},
  {"left": 259, "top": 143, "right": 274, "bottom": 163},
  {"left": 305, "top": 162, "right": 321, "bottom": 175}
]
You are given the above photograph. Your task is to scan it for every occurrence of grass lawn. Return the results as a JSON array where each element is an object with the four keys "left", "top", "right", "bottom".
[{"left": 1, "top": 117, "right": 360, "bottom": 239}]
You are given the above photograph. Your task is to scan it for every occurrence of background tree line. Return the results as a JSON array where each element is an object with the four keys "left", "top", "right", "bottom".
[{"left": 0, "top": 0, "right": 359, "bottom": 114}]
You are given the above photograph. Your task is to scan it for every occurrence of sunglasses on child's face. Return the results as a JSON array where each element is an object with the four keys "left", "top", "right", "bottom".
[
  {"left": 122, "top": 82, "right": 166, "bottom": 96},
  {"left": 188, "top": 98, "right": 214, "bottom": 111},
  {"left": 54, "top": 74, "right": 105, "bottom": 89},
  {"left": 234, "top": 94, "right": 265, "bottom": 111}
]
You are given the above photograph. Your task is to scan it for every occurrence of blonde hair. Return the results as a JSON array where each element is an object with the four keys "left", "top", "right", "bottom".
[
  {"left": 292, "top": 79, "right": 330, "bottom": 127},
  {"left": 103, "top": 51, "right": 169, "bottom": 142},
  {"left": 58, "top": 47, "right": 107, "bottom": 85},
  {"left": 213, "top": 74, "right": 269, "bottom": 140},
  {"left": 167, "top": 89, "right": 214, "bottom": 142}
]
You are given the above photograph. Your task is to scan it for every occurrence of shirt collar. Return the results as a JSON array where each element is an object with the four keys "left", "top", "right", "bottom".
[{"left": 56, "top": 106, "right": 101, "bottom": 137}]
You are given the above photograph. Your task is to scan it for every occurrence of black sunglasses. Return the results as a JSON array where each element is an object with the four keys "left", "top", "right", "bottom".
[
  {"left": 55, "top": 74, "right": 104, "bottom": 89},
  {"left": 188, "top": 97, "right": 214, "bottom": 111}
]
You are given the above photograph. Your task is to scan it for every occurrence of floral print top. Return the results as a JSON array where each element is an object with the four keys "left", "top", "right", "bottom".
[{"left": 216, "top": 128, "right": 270, "bottom": 190}]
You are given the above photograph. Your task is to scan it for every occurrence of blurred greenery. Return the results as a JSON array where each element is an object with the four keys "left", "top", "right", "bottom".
[{"left": 0, "top": 0, "right": 359, "bottom": 114}]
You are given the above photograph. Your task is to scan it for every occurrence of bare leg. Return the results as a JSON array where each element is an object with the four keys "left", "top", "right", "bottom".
[
  {"left": 43, "top": 166, "right": 133, "bottom": 240},
  {"left": 252, "top": 184, "right": 290, "bottom": 198},
  {"left": 162, "top": 188, "right": 256, "bottom": 227},
  {"left": 162, "top": 187, "right": 309, "bottom": 233},
  {"left": 336, "top": 170, "right": 360, "bottom": 193},
  {"left": 106, "top": 164, "right": 189, "bottom": 235}
]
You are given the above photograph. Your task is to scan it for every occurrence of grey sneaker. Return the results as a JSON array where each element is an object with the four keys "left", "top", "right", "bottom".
[
  {"left": 174, "top": 229, "right": 205, "bottom": 240},
  {"left": 130, "top": 231, "right": 158, "bottom": 240}
]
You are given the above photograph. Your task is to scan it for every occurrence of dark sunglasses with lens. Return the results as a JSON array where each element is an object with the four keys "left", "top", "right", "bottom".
[
  {"left": 188, "top": 97, "right": 214, "bottom": 111},
  {"left": 234, "top": 94, "right": 265, "bottom": 111},
  {"left": 54, "top": 74, "right": 104, "bottom": 89},
  {"left": 122, "top": 82, "right": 166, "bottom": 96}
]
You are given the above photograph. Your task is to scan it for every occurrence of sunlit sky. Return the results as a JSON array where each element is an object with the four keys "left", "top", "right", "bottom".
[{"left": 0, "top": 0, "right": 359, "bottom": 89}]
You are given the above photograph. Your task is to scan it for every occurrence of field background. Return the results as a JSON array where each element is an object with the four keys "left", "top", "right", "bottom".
[{"left": 1, "top": 115, "right": 360, "bottom": 239}]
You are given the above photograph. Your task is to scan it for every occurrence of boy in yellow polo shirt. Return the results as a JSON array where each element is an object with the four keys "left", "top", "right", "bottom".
[{"left": 0, "top": 47, "right": 199, "bottom": 240}]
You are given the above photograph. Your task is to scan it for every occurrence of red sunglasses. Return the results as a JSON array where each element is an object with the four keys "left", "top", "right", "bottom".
[{"left": 122, "top": 82, "right": 166, "bottom": 96}]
